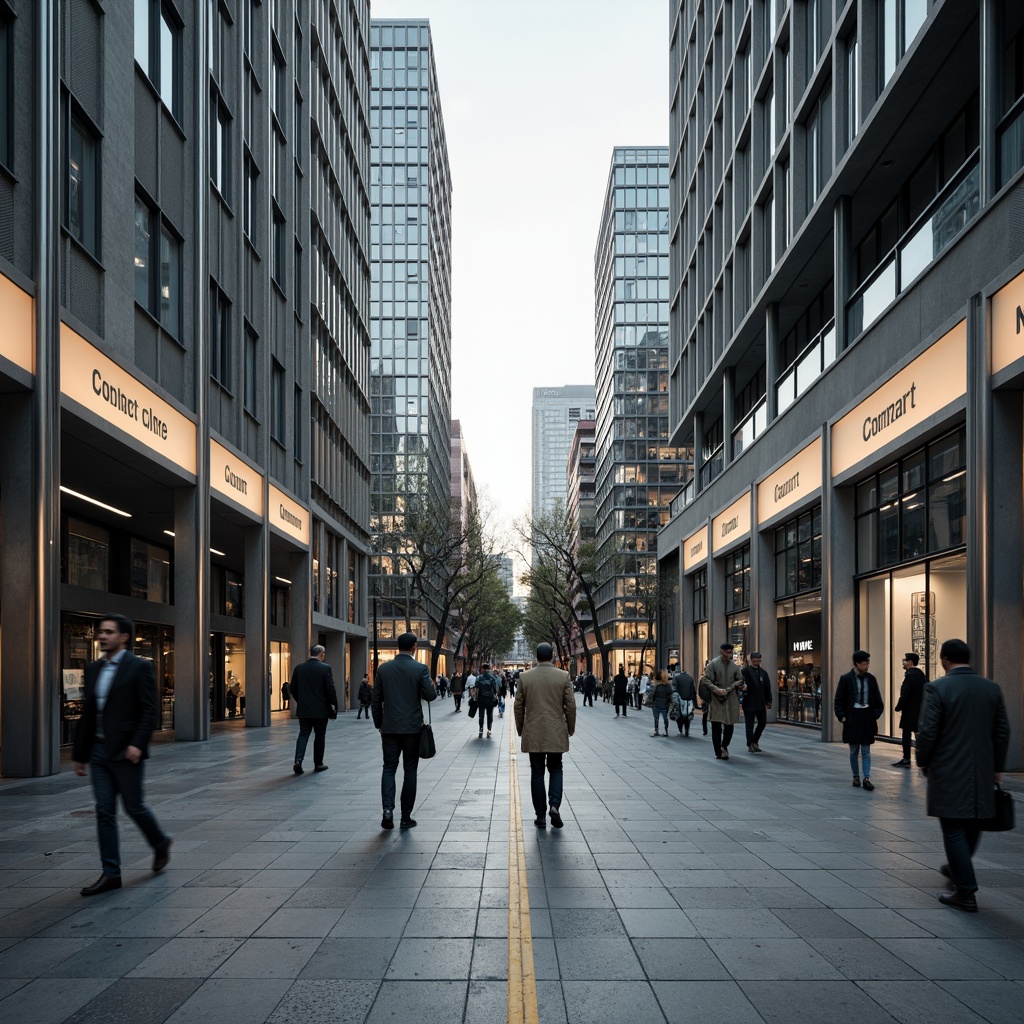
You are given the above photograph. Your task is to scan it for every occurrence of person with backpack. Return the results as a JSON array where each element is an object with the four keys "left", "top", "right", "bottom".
[{"left": 473, "top": 663, "right": 499, "bottom": 738}]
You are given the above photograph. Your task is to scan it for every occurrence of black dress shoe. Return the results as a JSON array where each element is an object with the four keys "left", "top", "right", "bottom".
[
  {"left": 314, "top": 764, "right": 329, "bottom": 772},
  {"left": 939, "top": 890, "right": 978, "bottom": 913},
  {"left": 534, "top": 817, "right": 546, "bottom": 828},
  {"left": 293, "top": 762, "right": 304, "bottom": 775},
  {"left": 862, "top": 778, "right": 875, "bottom": 791},
  {"left": 81, "top": 875, "right": 122, "bottom": 897},
  {"left": 399, "top": 817, "right": 417, "bottom": 829},
  {"left": 549, "top": 806, "right": 563, "bottom": 829},
  {"left": 153, "top": 839, "right": 172, "bottom": 873},
  {"left": 381, "top": 813, "right": 394, "bottom": 830}
]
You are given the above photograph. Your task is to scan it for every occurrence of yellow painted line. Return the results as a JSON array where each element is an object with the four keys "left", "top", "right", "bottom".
[{"left": 508, "top": 731, "right": 540, "bottom": 1024}]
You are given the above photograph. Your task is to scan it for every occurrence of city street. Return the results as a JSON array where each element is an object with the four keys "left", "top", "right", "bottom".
[{"left": 0, "top": 698, "right": 1021, "bottom": 1024}]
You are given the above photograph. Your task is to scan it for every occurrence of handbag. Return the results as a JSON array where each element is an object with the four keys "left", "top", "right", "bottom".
[
  {"left": 467, "top": 698, "right": 477, "bottom": 718},
  {"left": 419, "top": 701, "right": 436, "bottom": 759},
  {"left": 979, "top": 784, "right": 1015, "bottom": 832}
]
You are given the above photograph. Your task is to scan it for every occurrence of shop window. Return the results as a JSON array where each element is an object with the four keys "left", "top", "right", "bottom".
[
  {"left": 130, "top": 538, "right": 171, "bottom": 603},
  {"left": 724, "top": 544, "right": 751, "bottom": 614},
  {"left": 774, "top": 505, "right": 822, "bottom": 598},
  {"left": 776, "top": 594, "right": 823, "bottom": 726},
  {"left": 224, "top": 570, "right": 243, "bottom": 617},
  {"left": 270, "top": 584, "right": 289, "bottom": 627},
  {"left": 66, "top": 518, "right": 109, "bottom": 590},
  {"left": 855, "top": 427, "right": 966, "bottom": 574}
]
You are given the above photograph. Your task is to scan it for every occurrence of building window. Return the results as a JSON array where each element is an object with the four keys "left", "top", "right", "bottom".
[
  {"left": 244, "top": 323, "right": 258, "bottom": 414},
  {"left": 998, "top": 1, "right": 1024, "bottom": 186},
  {"left": 293, "top": 384, "right": 302, "bottom": 460},
  {"left": 272, "top": 36, "right": 287, "bottom": 134},
  {"left": 855, "top": 427, "right": 966, "bottom": 574},
  {"left": 761, "top": 191, "right": 775, "bottom": 275},
  {"left": 208, "top": 0, "right": 227, "bottom": 83},
  {"left": 66, "top": 108, "right": 100, "bottom": 255},
  {"left": 805, "top": 0, "right": 827, "bottom": 74},
  {"left": 0, "top": 11, "right": 10, "bottom": 168},
  {"left": 135, "top": 1, "right": 181, "bottom": 119},
  {"left": 271, "top": 358, "right": 285, "bottom": 442},
  {"left": 243, "top": 153, "right": 257, "bottom": 242},
  {"left": 775, "top": 506, "right": 823, "bottom": 598},
  {"left": 130, "top": 538, "right": 171, "bottom": 603},
  {"left": 806, "top": 84, "right": 832, "bottom": 209},
  {"left": 135, "top": 195, "right": 181, "bottom": 338},
  {"left": 879, "top": 0, "right": 928, "bottom": 89},
  {"left": 272, "top": 204, "right": 285, "bottom": 287},
  {"left": 724, "top": 544, "right": 751, "bottom": 615},
  {"left": 66, "top": 517, "right": 109, "bottom": 590},
  {"left": 210, "top": 91, "right": 232, "bottom": 202},
  {"left": 134, "top": 197, "right": 152, "bottom": 309},
  {"left": 210, "top": 281, "right": 232, "bottom": 388},
  {"left": 845, "top": 30, "right": 860, "bottom": 149},
  {"left": 692, "top": 567, "right": 707, "bottom": 622}
]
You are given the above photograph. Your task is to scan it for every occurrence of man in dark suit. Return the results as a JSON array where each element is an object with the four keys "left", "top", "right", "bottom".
[
  {"left": 741, "top": 652, "right": 773, "bottom": 752},
  {"left": 892, "top": 651, "right": 928, "bottom": 767},
  {"left": 834, "top": 650, "right": 884, "bottom": 791},
  {"left": 916, "top": 638, "right": 1010, "bottom": 913},
  {"left": 290, "top": 644, "right": 338, "bottom": 774},
  {"left": 73, "top": 614, "right": 171, "bottom": 896},
  {"left": 372, "top": 631, "right": 436, "bottom": 830}
]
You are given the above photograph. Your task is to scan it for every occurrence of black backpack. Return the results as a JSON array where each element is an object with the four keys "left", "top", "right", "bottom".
[{"left": 476, "top": 674, "right": 496, "bottom": 702}]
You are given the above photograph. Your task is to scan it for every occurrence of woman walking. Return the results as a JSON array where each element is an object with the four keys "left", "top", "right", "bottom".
[{"left": 649, "top": 669, "right": 673, "bottom": 736}]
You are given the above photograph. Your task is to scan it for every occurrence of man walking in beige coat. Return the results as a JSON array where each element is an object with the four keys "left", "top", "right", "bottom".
[{"left": 514, "top": 643, "right": 577, "bottom": 829}]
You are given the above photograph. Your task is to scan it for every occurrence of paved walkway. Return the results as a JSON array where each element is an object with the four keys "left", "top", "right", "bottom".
[{"left": 0, "top": 698, "right": 1022, "bottom": 1024}]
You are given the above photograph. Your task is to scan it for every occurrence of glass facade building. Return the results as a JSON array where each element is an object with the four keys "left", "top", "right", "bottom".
[
  {"left": 593, "top": 148, "right": 690, "bottom": 676},
  {"left": 531, "top": 385, "right": 596, "bottom": 528},
  {"left": 368, "top": 20, "right": 453, "bottom": 665}
]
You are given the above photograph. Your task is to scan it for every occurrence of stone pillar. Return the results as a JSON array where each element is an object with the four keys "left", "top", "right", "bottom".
[
  {"left": 174, "top": 486, "right": 209, "bottom": 741},
  {"left": 834, "top": 196, "right": 852, "bottom": 353},
  {"left": 765, "top": 301, "right": 780, "bottom": 423},
  {"left": 244, "top": 522, "right": 269, "bottom": 727},
  {"left": 979, "top": 0, "right": 999, "bottom": 205},
  {"left": 723, "top": 365, "right": 736, "bottom": 466}
]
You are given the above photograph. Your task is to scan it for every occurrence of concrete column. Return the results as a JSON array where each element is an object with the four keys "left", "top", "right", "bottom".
[
  {"left": 174, "top": 487, "right": 209, "bottom": 741},
  {"left": 834, "top": 195, "right": 852, "bottom": 353},
  {"left": 244, "top": 523, "right": 269, "bottom": 728},
  {"left": 979, "top": 0, "right": 999, "bottom": 205},
  {"left": 723, "top": 365, "right": 736, "bottom": 466},
  {"left": 0, "top": 396, "right": 54, "bottom": 776},
  {"left": 693, "top": 410, "right": 705, "bottom": 495},
  {"left": 348, "top": 638, "right": 368, "bottom": 711},
  {"left": 323, "top": 630, "right": 345, "bottom": 710},
  {"left": 290, "top": 547, "right": 312, "bottom": 681},
  {"left": 765, "top": 302, "right": 780, "bottom": 422},
  {"left": 754, "top": 516, "right": 777, "bottom": 724}
]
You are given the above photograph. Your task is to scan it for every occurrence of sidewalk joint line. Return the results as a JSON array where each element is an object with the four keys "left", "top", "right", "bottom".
[{"left": 508, "top": 730, "right": 539, "bottom": 1024}]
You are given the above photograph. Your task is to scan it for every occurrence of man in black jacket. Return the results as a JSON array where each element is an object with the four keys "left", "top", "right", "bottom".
[
  {"left": 474, "top": 663, "right": 499, "bottom": 738},
  {"left": 613, "top": 664, "right": 629, "bottom": 718},
  {"left": 834, "top": 650, "right": 884, "bottom": 791},
  {"left": 917, "top": 638, "right": 1010, "bottom": 912},
  {"left": 372, "top": 632, "right": 437, "bottom": 829},
  {"left": 892, "top": 651, "right": 927, "bottom": 767},
  {"left": 73, "top": 614, "right": 171, "bottom": 896},
  {"left": 290, "top": 644, "right": 338, "bottom": 774},
  {"left": 741, "top": 652, "right": 773, "bottom": 752},
  {"left": 671, "top": 663, "right": 698, "bottom": 735}
]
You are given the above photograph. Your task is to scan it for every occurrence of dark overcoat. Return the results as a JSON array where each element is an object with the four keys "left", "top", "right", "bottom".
[
  {"left": 895, "top": 667, "right": 927, "bottom": 731},
  {"left": 916, "top": 667, "right": 1010, "bottom": 819},
  {"left": 833, "top": 670, "right": 883, "bottom": 745}
]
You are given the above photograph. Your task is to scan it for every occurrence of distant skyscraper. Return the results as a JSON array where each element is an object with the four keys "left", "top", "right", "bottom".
[
  {"left": 369, "top": 19, "right": 453, "bottom": 667},
  {"left": 531, "top": 385, "right": 596, "bottom": 527},
  {"left": 593, "top": 147, "right": 690, "bottom": 675},
  {"left": 489, "top": 554, "right": 514, "bottom": 597},
  {"left": 450, "top": 419, "right": 477, "bottom": 530}
]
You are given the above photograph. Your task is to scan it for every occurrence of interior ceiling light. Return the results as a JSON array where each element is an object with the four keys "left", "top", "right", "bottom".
[
  {"left": 210, "top": 547, "right": 226, "bottom": 557},
  {"left": 275, "top": 576, "right": 293, "bottom": 585},
  {"left": 60, "top": 486, "right": 132, "bottom": 518}
]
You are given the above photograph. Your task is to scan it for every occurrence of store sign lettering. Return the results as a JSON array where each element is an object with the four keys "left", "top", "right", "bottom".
[
  {"left": 721, "top": 516, "right": 739, "bottom": 537},
  {"left": 690, "top": 539, "right": 703, "bottom": 557},
  {"left": 793, "top": 640, "right": 814, "bottom": 652},
  {"left": 758, "top": 438, "right": 822, "bottom": 524},
  {"left": 92, "top": 369, "right": 170, "bottom": 440},
  {"left": 991, "top": 272, "right": 1024, "bottom": 373},
  {"left": 712, "top": 494, "right": 751, "bottom": 554},
  {"left": 774, "top": 472, "right": 799, "bottom": 502},
  {"left": 269, "top": 483, "right": 310, "bottom": 547},
  {"left": 1017, "top": 305, "right": 1023, "bottom": 334},
  {"left": 684, "top": 525, "right": 709, "bottom": 572},
  {"left": 862, "top": 383, "right": 916, "bottom": 441},
  {"left": 210, "top": 440, "right": 263, "bottom": 517}
]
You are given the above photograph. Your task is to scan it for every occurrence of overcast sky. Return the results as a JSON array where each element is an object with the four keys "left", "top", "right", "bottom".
[{"left": 371, "top": 0, "right": 669, "bottom": 570}]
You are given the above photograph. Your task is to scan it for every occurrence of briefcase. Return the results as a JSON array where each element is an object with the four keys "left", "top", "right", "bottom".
[
  {"left": 979, "top": 785, "right": 1015, "bottom": 832},
  {"left": 419, "top": 701, "right": 436, "bottom": 759}
]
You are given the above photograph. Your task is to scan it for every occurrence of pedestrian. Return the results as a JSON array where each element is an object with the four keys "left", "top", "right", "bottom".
[
  {"left": 613, "top": 664, "right": 628, "bottom": 718},
  {"left": 626, "top": 673, "right": 636, "bottom": 708},
  {"left": 450, "top": 668, "right": 466, "bottom": 712},
  {"left": 700, "top": 643, "right": 743, "bottom": 759},
  {"left": 474, "top": 663, "right": 499, "bottom": 738},
  {"left": 916, "top": 638, "right": 1010, "bottom": 912},
  {"left": 639, "top": 666, "right": 651, "bottom": 708},
  {"left": 514, "top": 642, "right": 576, "bottom": 829},
  {"left": 649, "top": 669, "right": 673, "bottom": 736},
  {"left": 371, "top": 631, "right": 437, "bottom": 830},
  {"left": 582, "top": 669, "right": 596, "bottom": 707},
  {"left": 290, "top": 643, "right": 339, "bottom": 774},
  {"left": 741, "top": 652, "right": 773, "bottom": 752},
  {"left": 834, "top": 650, "right": 884, "bottom": 791},
  {"left": 357, "top": 673, "right": 372, "bottom": 719},
  {"left": 498, "top": 674, "right": 508, "bottom": 718},
  {"left": 226, "top": 674, "right": 241, "bottom": 717},
  {"left": 73, "top": 614, "right": 172, "bottom": 896},
  {"left": 671, "top": 663, "right": 697, "bottom": 736},
  {"left": 892, "top": 652, "right": 927, "bottom": 767}
]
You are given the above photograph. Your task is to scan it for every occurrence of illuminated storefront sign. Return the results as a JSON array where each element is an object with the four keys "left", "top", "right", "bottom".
[
  {"left": 269, "top": 483, "right": 310, "bottom": 546},
  {"left": 992, "top": 268, "right": 1024, "bottom": 374},
  {"left": 0, "top": 275, "right": 34, "bottom": 374},
  {"left": 712, "top": 492, "right": 751, "bottom": 555},
  {"left": 210, "top": 439, "right": 264, "bottom": 518},
  {"left": 758, "top": 438, "right": 822, "bottom": 524},
  {"left": 683, "top": 524, "right": 709, "bottom": 572}
]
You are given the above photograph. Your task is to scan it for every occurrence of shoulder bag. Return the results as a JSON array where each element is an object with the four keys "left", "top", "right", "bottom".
[{"left": 419, "top": 700, "right": 436, "bottom": 759}]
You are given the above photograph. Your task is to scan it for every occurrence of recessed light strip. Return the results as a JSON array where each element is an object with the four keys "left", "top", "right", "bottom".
[{"left": 60, "top": 486, "right": 132, "bottom": 518}]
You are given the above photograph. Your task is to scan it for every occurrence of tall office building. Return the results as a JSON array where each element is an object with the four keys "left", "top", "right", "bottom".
[
  {"left": 592, "top": 148, "right": 690, "bottom": 675},
  {"left": 450, "top": 418, "right": 478, "bottom": 530},
  {"left": 531, "top": 385, "right": 596, "bottom": 527},
  {"left": 368, "top": 20, "right": 453, "bottom": 668},
  {"left": 0, "top": 1, "right": 372, "bottom": 776},
  {"left": 566, "top": 418, "right": 597, "bottom": 658},
  {"left": 659, "top": 0, "right": 1024, "bottom": 767}
]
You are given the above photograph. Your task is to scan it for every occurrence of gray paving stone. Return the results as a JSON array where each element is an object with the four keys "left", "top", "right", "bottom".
[
  {"left": 474, "top": 909, "right": 507, "bottom": 937},
  {"left": 164, "top": 979, "right": 293, "bottom": 1024},
  {"left": 386, "top": 937, "right": 472, "bottom": 979},
  {"left": 403, "top": 908, "right": 477, "bottom": 937},
  {"left": 0, "top": 978, "right": 29, "bottom": 999},
  {"left": 254, "top": 908, "right": 344, "bottom": 938},
  {"left": 561, "top": 980, "right": 666, "bottom": 1024},
  {"left": 0, "top": 937, "right": 93, "bottom": 978},
  {"left": 549, "top": 908, "right": 626, "bottom": 937},
  {"left": 633, "top": 938, "right": 730, "bottom": 980},
  {"left": 329, "top": 908, "right": 411, "bottom": 937},
  {"left": 363, "top": 980, "right": 465, "bottom": 1023},
  {"left": 553, "top": 935, "right": 643, "bottom": 980},
  {"left": 469, "top": 937, "right": 507, "bottom": 980},
  {"left": 740, "top": 979, "right": 898, "bottom": 1023},
  {"left": 63, "top": 978, "right": 201, "bottom": 1024},
  {"left": 945, "top": 938, "right": 1024, "bottom": 979},
  {"left": 106, "top": 905, "right": 208, "bottom": 937},
  {"left": 128, "top": 937, "right": 244, "bottom": 978},
  {"left": 858, "top": 980, "right": 989, "bottom": 1024},
  {"left": 936, "top": 980, "right": 1024, "bottom": 1024},
  {"left": 266, "top": 979, "right": 379, "bottom": 1024},
  {"left": 619, "top": 909, "right": 697, "bottom": 938},
  {"left": 464, "top": 979, "right": 505, "bottom": 1023},
  {"left": 298, "top": 937, "right": 399, "bottom": 980},
  {"left": 805, "top": 937, "right": 925, "bottom": 980},
  {"left": 179, "top": 907, "right": 275, "bottom": 938},
  {"left": 531, "top": 937, "right": 560, "bottom": 980},
  {"left": 42, "top": 937, "right": 168, "bottom": 977},
  {"left": 546, "top": 887, "right": 615, "bottom": 908},
  {"left": 877, "top": 938, "right": 1004, "bottom": 980},
  {"left": 834, "top": 908, "right": 935, "bottom": 938},
  {"left": 685, "top": 908, "right": 798, "bottom": 938},
  {"left": 651, "top": 980, "right": 764, "bottom": 1023},
  {"left": 706, "top": 938, "right": 843, "bottom": 980},
  {"left": 0, "top": 976, "right": 113, "bottom": 1024}
]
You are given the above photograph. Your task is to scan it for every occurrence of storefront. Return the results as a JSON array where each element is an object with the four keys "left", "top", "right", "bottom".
[
  {"left": 683, "top": 524, "right": 709, "bottom": 677},
  {"left": 712, "top": 493, "right": 751, "bottom": 663}
]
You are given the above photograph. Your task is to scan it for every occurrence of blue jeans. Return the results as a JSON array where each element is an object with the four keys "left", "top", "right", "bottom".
[
  {"left": 381, "top": 732, "right": 420, "bottom": 818},
  {"left": 849, "top": 743, "right": 872, "bottom": 778},
  {"left": 294, "top": 718, "right": 328, "bottom": 766},
  {"left": 90, "top": 742, "right": 168, "bottom": 878},
  {"left": 529, "top": 752, "right": 563, "bottom": 817},
  {"left": 652, "top": 706, "right": 668, "bottom": 730},
  {"left": 939, "top": 818, "right": 981, "bottom": 893}
]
